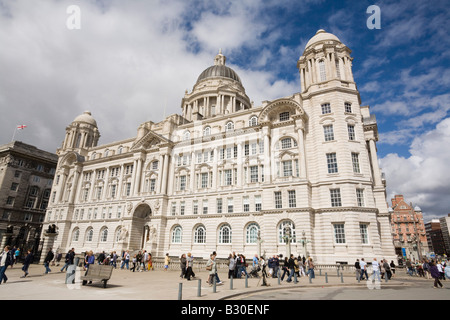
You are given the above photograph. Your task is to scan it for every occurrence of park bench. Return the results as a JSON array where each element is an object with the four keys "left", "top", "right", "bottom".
[{"left": 80, "top": 264, "right": 114, "bottom": 288}]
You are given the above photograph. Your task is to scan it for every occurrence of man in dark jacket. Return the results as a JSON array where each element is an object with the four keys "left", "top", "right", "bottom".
[
  {"left": 44, "top": 248, "right": 54, "bottom": 274},
  {"left": 21, "top": 250, "right": 34, "bottom": 278},
  {"left": 286, "top": 254, "right": 296, "bottom": 283},
  {"left": 60, "top": 249, "right": 75, "bottom": 272},
  {"left": 0, "top": 246, "right": 14, "bottom": 284}
]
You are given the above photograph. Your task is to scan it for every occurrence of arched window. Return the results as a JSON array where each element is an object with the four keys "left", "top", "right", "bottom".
[
  {"left": 203, "top": 126, "right": 211, "bottom": 137},
  {"left": 183, "top": 131, "right": 191, "bottom": 141},
  {"left": 249, "top": 116, "right": 258, "bottom": 127},
  {"left": 225, "top": 121, "right": 234, "bottom": 132},
  {"left": 319, "top": 59, "right": 327, "bottom": 82},
  {"left": 86, "top": 228, "right": 94, "bottom": 242},
  {"left": 219, "top": 224, "right": 232, "bottom": 244},
  {"left": 278, "top": 220, "right": 296, "bottom": 244},
  {"left": 281, "top": 138, "right": 292, "bottom": 149},
  {"left": 100, "top": 228, "right": 108, "bottom": 242},
  {"left": 172, "top": 226, "right": 182, "bottom": 243},
  {"left": 246, "top": 223, "right": 260, "bottom": 244},
  {"left": 72, "top": 229, "right": 80, "bottom": 242},
  {"left": 194, "top": 225, "right": 206, "bottom": 244}
]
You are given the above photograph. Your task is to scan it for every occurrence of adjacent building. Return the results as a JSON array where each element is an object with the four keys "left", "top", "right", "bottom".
[
  {"left": 425, "top": 219, "right": 447, "bottom": 256},
  {"left": 0, "top": 141, "right": 58, "bottom": 257},
  {"left": 389, "top": 195, "right": 427, "bottom": 261},
  {"left": 42, "top": 29, "right": 396, "bottom": 264},
  {"left": 439, "top": 214, "right": 450, "bottom": 255}
]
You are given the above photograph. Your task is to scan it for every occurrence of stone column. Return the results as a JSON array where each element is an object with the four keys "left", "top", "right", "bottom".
[
  {"left": 368, "top": 139, "right": 382, "bottom": 186},
  {"left": 263, "top": 127, "right": 272, "bottom": 183},
  {"left": 39, "top": 232, "right": 58, "bottom": 264},
  {"left": 296, "top": 126, "right": 307, "bottom": 179},
  {"left": 161, "top": 153, "right": 170, "bottom": 194}
]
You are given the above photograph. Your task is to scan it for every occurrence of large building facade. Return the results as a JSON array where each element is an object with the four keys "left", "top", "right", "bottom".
[{"left": 43, "top": 30, "right": 396, "bottom": 264}]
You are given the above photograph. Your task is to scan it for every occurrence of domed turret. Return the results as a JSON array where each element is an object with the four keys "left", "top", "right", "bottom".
[
  {"left": 297, "top": 29, "right": 354, "bottom": 93},
  {"left": 181, "top": 51, "right": 251, "bottom": 121},
  {"left": 62, "top": 111, "right": 100, "bottom": 151}
]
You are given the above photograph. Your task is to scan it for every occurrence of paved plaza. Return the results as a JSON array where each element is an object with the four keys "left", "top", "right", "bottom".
[{"left": 1, "top": 263, "right": 445, "bottom": 301}]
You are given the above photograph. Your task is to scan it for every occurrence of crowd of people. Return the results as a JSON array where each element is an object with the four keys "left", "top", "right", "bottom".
[{"left": 404, "top": 258, "right": 449, "bottom": 288}]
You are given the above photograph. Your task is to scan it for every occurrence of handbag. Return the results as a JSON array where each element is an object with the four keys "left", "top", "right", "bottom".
[{"left": 206, "top": 264, "right": 212, "bottom": 271}]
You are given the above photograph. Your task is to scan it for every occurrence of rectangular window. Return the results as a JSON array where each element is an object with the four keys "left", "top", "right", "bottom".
[
  {"left": 351, "top": 153, "right": 360, "bottom": 173},
  {"left": 345, "top": 102, "right": 352, "bottom": 113},
  {"left": 348, "top": 124, "right": 356, "bottom": 141},
  {"left": 243, "top": 196, "right": 250, "bottom": 212},
  {"left": 334, "top": 224, "right": 346, "bottom": 244},
  {"left": 250, "top": 166, "right": 258, "bottom": 183},
  {"left": 201, "top": 173, "right": 208, "bottom": 188},
  {"left": 171, "top": 202, "right": 176, "bottom": 216},
  {"left": 96, "top": 187, "right": 102, "bottom": 200},
  {"left": 283, "top": 161, "right": 293, "bottom": 177},
  {"left": 279, "top": 112, "right": 290, "bottom": 122},
  {"left": 244, "top": 144, "right": 249, "bottom": 156},
  {"left": 288, "top": 190, "right": 296, "bottom": 208},
  {"left": 111, "top": 185, "right": 116, "bottom": 198},
  {"left": 10, "top": 183, "right": 19, "bottom": 191},
  {"left": 202, "top": 200, "right": 208, "bottom": 214},
  {"left": 225, "top": 169, "right": 233, "bottom": 186},
  {"left": 14, "top": 170, "right": 21, "bottom": 178},
  {"left": 150, "top": 179, "right": 156, "bottom": 192},
  {"left": 321, "top": 103, "right": 331, "bottom": 115},
  {"left": 330, "top": 188, "right": 342, "bottom": 207},
  {"left": 255, "top": 195, "right": 262, "bottom": 212},
  {"left": 217, "top": 198, "right": 222, "bottom": 214},
  {"left": 126, "top": 183, "right": 131, "bottom": 196},
  {"left": 227, "top": 198, "right": 233, "bottom": 213},
  {"left": 274, "top": 191, "right": 282, "bottom": 209},
  {"left": 323, "top": 125, "right": 334, "bottom": 141},
  {"left": 180, "top": 175, "right": 186, "bottom": 191},
  {"left": 193, "top": 200, "right": 198, "bottom": 215},
  {"left": 356, "top": 188, "right": 365, "bottom": 207},
  {"left": 180, "top": 201, "right": 185, "bottom": 215},
  {"left": 117, "top": 206, "right": 122, "bottom": 219},
  {"left": 360, "top": 224, "right": 369, "bottom": 244},
  {"left": 326, "top": 153, "right": 338, "bottom": 174}
]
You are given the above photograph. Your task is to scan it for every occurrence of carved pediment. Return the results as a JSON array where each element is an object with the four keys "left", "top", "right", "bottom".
[{"left": 131, "top": 131, "right": 171, "bottom": 151}]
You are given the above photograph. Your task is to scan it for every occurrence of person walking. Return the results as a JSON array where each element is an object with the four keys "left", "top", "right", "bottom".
[
  {"left": 164, "top": 253, "right": 171, "bottom": 271},
  {"left": 186, "top": 253, "right": 194, "bottom": 280},
  {"left": 280, "top": 257, "right": 289, "bottom": 281},
  {"left": 390, "top": 260, "right": 396, "bottom": 277},
  {"left": 84, "top": 251, "right": 95, "bottom": 284},
  {"left": 306, "top": 257, "right": 315, "bottom": 279},
  {"left": 359, "top": 258, "right": 368, "bottom": 281},
  {"left": 286, "top": 254, "right": 296, "bottom": 283},
  {"left": 355, "top": 259, "right": 361, "bottom": 280},
  {"left": 228, "top": 253, "right": 236, "bottom": 279},
  {"left": 111, "top": 251, "right": 118, "bottom": 269},
  {"left": 121, "top": 251, "right": 130, "bottom": 270},
  {"left": 206, "top": 254, "right": 217, "bottom": 286},
  {"left": 60, "top": 249, "right": 75, "bottom": 272},
  {"left": 383, "top": 259, "right": 392, "bottom": 280},
  {"left": 148, "top": 253, "right": 153, "bottom": 271},
  {"left": 131, "top": 255, "right": 137, "bottom": 272},
  {"left": 21, "top": 249, "right": 34, "bottom": 278},
  {"left": 43, "top": 248, "right": 54, "bottom": 274},
  {"left": 430, "top": 260, "right": 444, "bottom": 289},
  {"left": 141, "top": 250, "right": 148, "bottom": 271},
  {"left": 180, "top": 253, "right": 187, "bottom": 279},
  {"left": 371, "top": 258, "right": 381, "bottom": 282},
  {"left": 0, "top": 246, "right": 14, "bottom": 284}
]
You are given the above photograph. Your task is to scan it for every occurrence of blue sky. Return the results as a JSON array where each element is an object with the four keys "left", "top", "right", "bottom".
[{"left": 0, "top": 0, "right": 449, "bottom": 218}]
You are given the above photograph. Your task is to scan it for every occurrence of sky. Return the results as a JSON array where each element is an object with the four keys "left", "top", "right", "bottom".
[{"left": 0, "top": 0, "right": 449, "bottom": 220}]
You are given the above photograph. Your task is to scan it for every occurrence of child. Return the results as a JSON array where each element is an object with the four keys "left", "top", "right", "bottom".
[{"left": 164, "top": 253, "right": 170, "bottom": 271}]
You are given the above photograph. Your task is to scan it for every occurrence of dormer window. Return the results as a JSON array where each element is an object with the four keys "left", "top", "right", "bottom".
[
  {"left": 225, "top": 121, "right": 234, "bottom": 132},
  {"left": 183, "top": 131, "right": 191, "bottom": 141},
  {"left": 203, "top": 126, "right": 211, "bottom": 137},
  {"left": 249, "top": 116, "right": 258, "bottom": 127}
]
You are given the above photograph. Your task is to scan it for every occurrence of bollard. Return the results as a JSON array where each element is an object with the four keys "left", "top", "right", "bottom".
[
  {"left": 294, "top": 272, "right": 298, "bottom": 283},
  {"left": 245, "top": 274, "right": 248, "bottom": 288},
  {"left": 385, "top": 275, "right": 388, "bottom": 283},
  {"left": 178, "top": 283, "right": 183, "bottom": 300},
  {"left": 325, "top": 272, "right": 328, "bottom": 283},
  {"left": 341, "top": 273, "right": 344, "bottom": 283},
  {"left": 319, "top": 269, "right": 322, "bottom": 276},
  {"left": 309, "top": 271, "right": 312, "bottom": 283},
  {"left": 278, "top": 270, "right": 281, "bottom": 285},
  {"left": 197, "top": 279, "right": 202, "bottom": 297},
  {"left": 230, "top": 276, "right": 233, "bottom": 290},
  {"left": 213, "top": 276, "right": 217, "bottom": 293}
]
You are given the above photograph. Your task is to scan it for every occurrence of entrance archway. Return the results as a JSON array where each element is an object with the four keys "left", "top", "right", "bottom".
[{"left": 129, "top": 203, "right": 152, "bottom": 251}]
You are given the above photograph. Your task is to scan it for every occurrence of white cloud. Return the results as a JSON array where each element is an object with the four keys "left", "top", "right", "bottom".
[
  {"left": 380, "top": 117, "right": 450, "bottom": 219},
  {"left": 0, "top": 0, "right": 301, "bottom": 152}
]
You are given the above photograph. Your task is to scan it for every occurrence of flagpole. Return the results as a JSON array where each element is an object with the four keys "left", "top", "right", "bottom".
[{"left": 11, "top": 127, "right": 17, "bottom": 142}]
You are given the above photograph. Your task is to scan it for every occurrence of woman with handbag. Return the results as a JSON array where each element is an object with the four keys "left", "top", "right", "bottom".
[{"left": 206, "top": 254, "right": 217, "bottom": 286}]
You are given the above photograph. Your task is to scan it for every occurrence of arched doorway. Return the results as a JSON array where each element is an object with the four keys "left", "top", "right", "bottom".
[{"left": 129, "top": 203, "right": 152, "bottom": 251}]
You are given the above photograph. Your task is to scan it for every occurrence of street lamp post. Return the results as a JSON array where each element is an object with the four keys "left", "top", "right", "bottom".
[{"left": 299, "top": 230, "right": 311, "bottom": 258}]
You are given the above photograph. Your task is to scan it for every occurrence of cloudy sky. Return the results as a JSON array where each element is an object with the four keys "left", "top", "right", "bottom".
[{"left": 0, "top": 0, "right": 449, "bottom": 220}]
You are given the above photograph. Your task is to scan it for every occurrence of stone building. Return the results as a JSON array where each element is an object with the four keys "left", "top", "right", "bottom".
[
  {"left": 389, "top": 195, "right": 427, "bottom": 261},
  {"left": 42, "top": 30, "right": 396, "bottom": 264},
  {"left": 0, "top": 141, "right": 58, "bottom": 257}
]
